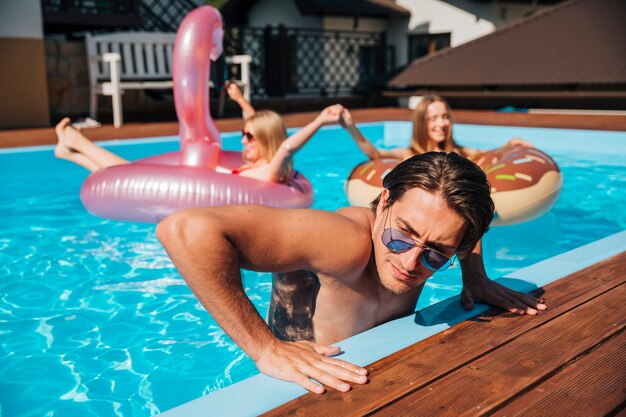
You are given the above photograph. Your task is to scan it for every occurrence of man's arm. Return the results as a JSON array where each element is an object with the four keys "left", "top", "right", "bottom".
[
  {"left": 156, "top": 205, "right": 370, "bottom": 393},
  {"left": 460, "top": 239, "right": 547, "bottom": 315}
]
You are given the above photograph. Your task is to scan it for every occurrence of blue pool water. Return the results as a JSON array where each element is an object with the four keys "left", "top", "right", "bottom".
[{"left": 1, "top": 122, "right": 625, "bottom": 417}]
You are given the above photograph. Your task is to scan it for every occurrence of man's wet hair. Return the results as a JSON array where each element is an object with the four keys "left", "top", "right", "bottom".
[{"left": 371, "top": 152, "right": 494, "bottom": 256}]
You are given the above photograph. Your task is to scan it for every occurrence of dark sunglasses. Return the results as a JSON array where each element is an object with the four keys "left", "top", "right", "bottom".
[
  {"left": 381, "top": 208, "right": 455, "bottom": 271},
  {"left": 241, "top": 130, "right": 256, "bottom": 142}
]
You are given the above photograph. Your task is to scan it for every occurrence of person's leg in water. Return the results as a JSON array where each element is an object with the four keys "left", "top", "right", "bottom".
[{"left": 54, "top": 118, "right": 129, "bottom": 172}]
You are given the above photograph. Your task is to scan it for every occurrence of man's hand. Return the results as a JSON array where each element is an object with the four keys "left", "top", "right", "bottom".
[
  {"left": 255, "top": 339, "right": 368, "bottom": 394},
  {"left": 461, "top": 271, "right": 547, "bottom": 315},
  {"left": 460, "top": 242, "right": 547, "bottom": 315}
]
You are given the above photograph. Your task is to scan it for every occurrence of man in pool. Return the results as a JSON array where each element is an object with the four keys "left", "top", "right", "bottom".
[{"left": 156, "top": 152, "right": 546, "bottom": 394}]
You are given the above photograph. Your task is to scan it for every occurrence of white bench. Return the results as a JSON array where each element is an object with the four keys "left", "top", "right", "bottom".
[{"left": 85, "top": 32, "right": 252, "bottom": 128}]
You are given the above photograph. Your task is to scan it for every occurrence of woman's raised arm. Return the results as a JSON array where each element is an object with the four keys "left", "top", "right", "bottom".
[
  {"left": 265, "top": 104, "right": 343, "bottom": 181},
  {"left": 339, "top": 108, "right": 407, "bottom": 160},
  {"left": 226, "top": 81, "right": 256, "bottom": 118}
]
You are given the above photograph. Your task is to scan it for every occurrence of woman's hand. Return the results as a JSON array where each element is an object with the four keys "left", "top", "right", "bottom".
[
  {"left": 225, "top": 81, "right": 244, "bottom": 102},
  {"left": 507, "top": 137, "right": 535, "bottom": 148},
  {"left": 315, "top": 104, "right": 344, "bottom": 126},
  {"left": 339, "top": 108, "right": 355, "bottom": 128}
]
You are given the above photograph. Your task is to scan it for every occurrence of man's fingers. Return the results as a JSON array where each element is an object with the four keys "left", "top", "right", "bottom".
[
  {"left": 497, "top": 287, "right": 547, "bottom": 315},
  {"left": 310, "top": 343, "right": 341, "bottom": 357},
  {"left": 461, "top": 288, "right": 475, "bottom": 310},
  {"left": 466, "top": 278, "right": 548, "bottom": 316},
  {"left": 305, "top": 341, "right": 368, "bottom": 376},
  {"left": 298, "top": 362, "right": 355, "bottom": 393},
  {"left": 258, "top": 340, "right": 370, "bottom": 394},
  {"left": 294, "top": 374, "right": 325, "bottom": 394},
  {"left": 316, "top": 359, "right": 369, "bottom": 385},
  {"left": 321, "top": 355, "right": 368, "bottom": 376},
  {"left": 493, "top": 290, "right": 537, "bottom": 315},
  {"left": 466, "top": 288, "right": 525, "bottom": 314},
  {"left": 510, "top": 291, "right": 547, "bottom": 311}
]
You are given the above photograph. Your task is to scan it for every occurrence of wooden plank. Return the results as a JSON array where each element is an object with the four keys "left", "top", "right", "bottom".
[
  {"left": 492, "top": 330, "right": 626, "bottom": 417},
  {"left": 110, "top": 42, "right": 121, "bottom": 76},
  {"left": 145, "top": 43, "right": 156, "bottom": 77},
  {"left": 262, "top": 252, "right": 625, "bottom": 416},
  {"left": 165, "top": 44, "right": 174, "bottom": 75},
  {"left": 154, "top": 44, "right": 166, "bottom": 78},
  {"left": 373, "top": 285, "right": 625, "bottom": 416},
  {"left": 121, "top": 42, "right": 134, "bottom": 77},
  {"left": 132, "top": 43, "right": 146, "bottom": 77}
]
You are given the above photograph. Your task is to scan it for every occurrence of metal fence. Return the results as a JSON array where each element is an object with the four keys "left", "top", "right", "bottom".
[
  {"left": 138, "top": 0, "right": 198, "bottom": 32},
  {"left": 41, "top": 0, "right": 392, "bottom": 99},
  {"left": 224, "top": 25, "right": 391, "bottom": 98}
]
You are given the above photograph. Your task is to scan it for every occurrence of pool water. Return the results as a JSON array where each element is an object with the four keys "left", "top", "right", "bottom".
[{"left": 1, "top": 123, "right": 625, "bottom": 417}]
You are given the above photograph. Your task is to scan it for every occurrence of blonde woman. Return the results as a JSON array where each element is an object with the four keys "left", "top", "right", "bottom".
[
  {"left": 339, "top": 95, "right": 532, "bottom": 162},
  {"left": 55, "top": 103, "right": 343, "bottom": 183},
  {"left": 231, "top": 105, "right": 342, "bottom": 182}
]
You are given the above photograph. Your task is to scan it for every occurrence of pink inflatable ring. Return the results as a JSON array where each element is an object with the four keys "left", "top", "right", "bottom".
[{"left": 80, "top": 6, "right": 313, "bottom": 223}]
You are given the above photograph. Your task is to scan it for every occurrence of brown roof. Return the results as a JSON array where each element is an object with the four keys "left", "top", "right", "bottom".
[
  {"left": 295, "top": 0, "right": 410, "bottom": 17},
  {"left": 389, "top": 0, "right": 626, "bottom": 89}
]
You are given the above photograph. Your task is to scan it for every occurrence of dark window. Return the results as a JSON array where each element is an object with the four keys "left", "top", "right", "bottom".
[{"left": 408, "top": 33, "right": 451, "bottom": 61}]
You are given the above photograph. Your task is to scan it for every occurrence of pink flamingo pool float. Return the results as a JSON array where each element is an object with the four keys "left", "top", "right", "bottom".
[{"left": 80, "top": 6, "right": 313, "bottom": 223}]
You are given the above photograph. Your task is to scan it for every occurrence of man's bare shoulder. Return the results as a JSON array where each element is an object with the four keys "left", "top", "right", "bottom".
[
  {"left": 180, "top": 205, "right": 372, "bottom": 276},
  {"left": 335, "top": 206, "right": 375, "bottom": 232}
]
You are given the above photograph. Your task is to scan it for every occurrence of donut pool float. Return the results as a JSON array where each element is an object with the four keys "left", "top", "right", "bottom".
[
  {"left": 345, "top": 145, "right": 563, "bottom": 226},
  {"left": 80, "top": 6, "right": 313, "bottom": 223}
]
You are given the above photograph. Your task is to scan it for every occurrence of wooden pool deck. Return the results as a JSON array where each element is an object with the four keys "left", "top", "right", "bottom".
[
  {"left": 263, "top": 252, "right": 625, "bottom": 416},
  {"left": 3, "top": 108, "right": 625, "bottom": 416}
]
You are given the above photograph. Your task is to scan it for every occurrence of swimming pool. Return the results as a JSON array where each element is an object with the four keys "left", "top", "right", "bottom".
[{"left": 1, "top": 122, "right": 625, "bottom": 417}]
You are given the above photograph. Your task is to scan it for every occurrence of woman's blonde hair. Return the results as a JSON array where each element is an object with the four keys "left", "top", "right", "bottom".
[
  {"left": 410, "top": 95, "right": 462, "bottom": 155},
  {"left": 246, "top": 110, "right": 293, "bottom": 180}
]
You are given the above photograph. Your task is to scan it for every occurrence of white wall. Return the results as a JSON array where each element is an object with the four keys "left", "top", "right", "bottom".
[
  {"left": 0, "top": 0, "right": 43, "bottom": 39},
  {"left": 248, "top": 0, "right": 321, "bottom": 28},
  {"left": 392, "top": 0, "right": 495, "bottom": 66},
  {"left": 483, "top": 1, "right": 555, "bottom": 26},
  {"left": 389, "top": 0, "right": 555, "bottom": 68}
]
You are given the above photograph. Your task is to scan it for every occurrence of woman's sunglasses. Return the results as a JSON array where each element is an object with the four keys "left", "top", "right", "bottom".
[
  {"left": 241, "top": 130, "right": 256, "bottom": 142},
  {"left": 381, "top": 208, "right": 455, "bottom": 271}
]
